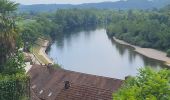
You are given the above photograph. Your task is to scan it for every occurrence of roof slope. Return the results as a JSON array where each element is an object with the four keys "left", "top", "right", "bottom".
[{"left": 28, "top": 65, "right": 123, "bottom": 100}]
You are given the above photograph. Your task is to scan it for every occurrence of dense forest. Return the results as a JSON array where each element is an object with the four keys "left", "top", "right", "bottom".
[
  {"left": 19, "top": 9, "right": 108, "bottom": 51},
  {"left": 107, "top": 5, "right": 170, "bottom": 56}
]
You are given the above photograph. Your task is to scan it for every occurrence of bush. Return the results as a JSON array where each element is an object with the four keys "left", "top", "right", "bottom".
[
  {"left": 167, "top": 49, "right": 170, "bottom": 57},
  {"left": 53, "top": 63, "right": 61, "bottom": 69},
  {"left": 3, "top": 51, "right": 25, "bottom": 75},
  {"left": 113, "top": 68, "right": 170, "bottom": 100},
  {"left": 0, "top": 73, "right": 30, "bottom": 100}
]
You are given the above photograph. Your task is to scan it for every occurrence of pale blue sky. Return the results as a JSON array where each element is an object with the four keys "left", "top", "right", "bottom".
[{"left": 11, "top": 0, "right": 120, "bottom": 5}]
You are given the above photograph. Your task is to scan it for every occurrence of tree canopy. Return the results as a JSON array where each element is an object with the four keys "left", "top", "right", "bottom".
[
  {"left": 18, "top": 8, "right": 107, "bottom": 50},
  {"left": 107, "top": 6, "right": 170, "bottom": 56},
  {"left": 113, "top": 68, "right": 170, "bottom": 100}
]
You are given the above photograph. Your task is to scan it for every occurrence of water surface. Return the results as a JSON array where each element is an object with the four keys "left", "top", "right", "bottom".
[{"left": 47, "top": 28, "right": 164, "bottom": 79}]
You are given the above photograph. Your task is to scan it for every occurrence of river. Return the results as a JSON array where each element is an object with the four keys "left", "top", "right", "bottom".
[{"left": 47, "top": 28, "right": 166, "bottom": 79}]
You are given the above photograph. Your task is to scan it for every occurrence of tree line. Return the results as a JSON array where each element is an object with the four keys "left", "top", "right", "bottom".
[
  {"left": 107, "top": 6, "right": 170, "bottom": 56},
  {"left": 19, "top": 9, "right": 108, "bottom": 51}
]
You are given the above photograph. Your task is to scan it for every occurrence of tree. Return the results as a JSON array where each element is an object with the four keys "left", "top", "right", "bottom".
[
  {"left": 0, "top": 1, "right": 29, "bottom": 100},
  {"left": 0, "top": 0, "right": 19, "bottom": 71},
  {"left": 106, "top": 5, "right": 170, "bottom": 54},
  {"left": 0, "top": 0, "right": 18, "bottom": 13},
  {"left": 113, "top": 68, "right": 170, "bottom": 100}
]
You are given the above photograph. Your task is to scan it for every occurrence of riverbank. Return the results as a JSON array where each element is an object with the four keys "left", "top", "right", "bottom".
[
  {"left": 32, "top": 38, "right": 54, "bottom": 65},
  {"left": 113, "top": 37, "right": 170, "bottom": 67}
]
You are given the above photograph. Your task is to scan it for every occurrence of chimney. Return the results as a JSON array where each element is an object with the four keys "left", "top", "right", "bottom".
[{"left": 64, "top": 81, "right": 70, "bottom": 90}]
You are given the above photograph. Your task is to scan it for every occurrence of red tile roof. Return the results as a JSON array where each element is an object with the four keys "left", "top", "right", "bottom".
[{"left": 28, "top": 65, "right": 123, "bottom": 100}]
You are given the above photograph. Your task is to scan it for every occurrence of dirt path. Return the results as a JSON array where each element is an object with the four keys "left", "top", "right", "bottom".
[
  {"left": 113, "top": 37, "right": 170, "bottom": 66},
  {"left": 24, "top": 39, "right": 54, "bottom": 73},
  {"left": 38, "top": 40, "right": 54, "bottom": 64}
]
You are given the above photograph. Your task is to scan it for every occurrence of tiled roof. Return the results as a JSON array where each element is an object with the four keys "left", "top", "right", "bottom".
[
  {"left": 55, "top": 83, "right": 113, "bottom": 100},
  {"left": 28, "top": 65, "right": 123, "bottom": 100}
]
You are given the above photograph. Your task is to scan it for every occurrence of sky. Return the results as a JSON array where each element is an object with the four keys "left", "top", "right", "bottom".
[{"left": 11, "top": 0, "right": 120, "bottom": 5}]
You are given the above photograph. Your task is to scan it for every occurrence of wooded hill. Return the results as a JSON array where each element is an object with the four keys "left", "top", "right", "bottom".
[{"left": 18, "top": 0, "right": 170, "bottom": 12}]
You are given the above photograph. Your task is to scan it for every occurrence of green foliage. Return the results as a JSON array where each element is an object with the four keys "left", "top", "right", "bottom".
[
  {"left": 107, "top": 6, "right": 170, "bottom": 54},
  {"left": 20, "top": 20, "right": 42, "bottom": 51},
  {"left": 0, "top": 0, "right": 19, "bottom": 66},
  {"left": 3, "top": 51, "right": 25, "bottom": 75},
  {"left": 167, "top": 49, "right": 170, "bottom": 57},
  {"left": 0, "top": 1, "right": 29, "bottom": 99},
  {"left": 0, "top": 0, "right": 18, "bottom": 13},
  {"left": 49, "top": 9, "right": 106, "bottom": 39},
  {"left": 53, "top": 63, "right": 61, "bottom": 69},
  {"left": 0, "top": 73, "right": 29, "bottom": 100},
  {"left": 19, "top": 9, "right": 107, "bottom": 49},
  {"left": 54, "top": 9, "right": 104, "bottom": 30},
  {"left": 113, "top": 68, "right": 170, "bottom": 100}
]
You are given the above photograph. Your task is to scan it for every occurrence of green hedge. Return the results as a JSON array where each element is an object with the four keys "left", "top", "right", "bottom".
[{"left": 0, "top": 73, "right": 30, "bottom": 100}]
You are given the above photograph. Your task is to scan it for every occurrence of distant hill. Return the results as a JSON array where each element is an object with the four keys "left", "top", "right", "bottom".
[{"left": 18, "top": 0, "right": 170, "bottom": 12}]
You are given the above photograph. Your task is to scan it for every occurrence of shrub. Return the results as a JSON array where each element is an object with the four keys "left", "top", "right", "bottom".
[
  {"left": 0, "top": 73, "right": 30, "bottom": 100},
  {"left": 53, "top": 63, "right": 61, "bottom": 69},
  {"left": 167, "top": 49, "right": 170, "bottom": 57},
  {"left": 113, "top": 68, "right": 170, "bottom": 100}
]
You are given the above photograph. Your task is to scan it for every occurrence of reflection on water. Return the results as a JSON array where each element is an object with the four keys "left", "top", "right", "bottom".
[
  {"left": 47, "top": 28, "right": 166, "bottom": 79},
  {"left": 110, "top": 38, "right": 165, "bottom": 69}
]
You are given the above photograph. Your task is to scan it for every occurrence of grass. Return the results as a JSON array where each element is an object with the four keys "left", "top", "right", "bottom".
[{"left": 31, "top": 39, "right": 50, "bottom": 64}]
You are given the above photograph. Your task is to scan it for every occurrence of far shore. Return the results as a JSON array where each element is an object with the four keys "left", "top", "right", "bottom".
[{"left": 113, "top": 37, "right": 170, "bottom": 67}]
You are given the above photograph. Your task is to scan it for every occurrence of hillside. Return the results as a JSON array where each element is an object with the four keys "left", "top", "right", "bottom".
[{"left": 18, "top": 0, "right": 170, "bottom": 12}]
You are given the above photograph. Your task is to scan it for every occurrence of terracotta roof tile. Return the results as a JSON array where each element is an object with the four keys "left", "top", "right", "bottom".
[{"left": 28, "top": 65, "right": 123, "bottom": 100}]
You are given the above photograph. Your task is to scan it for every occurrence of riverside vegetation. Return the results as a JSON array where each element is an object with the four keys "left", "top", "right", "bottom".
[
  {"left": 20, "top": 5, "right": 170, "bottom": 57},
  {"left": 0, "top": 0, "right": 170, "bottom": 99},
  {"left": 19, "top": 8, "right": 109, "bottom": 51},
  {"left": 107, "top": 6, "right": 170, "bottom": 57}
]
